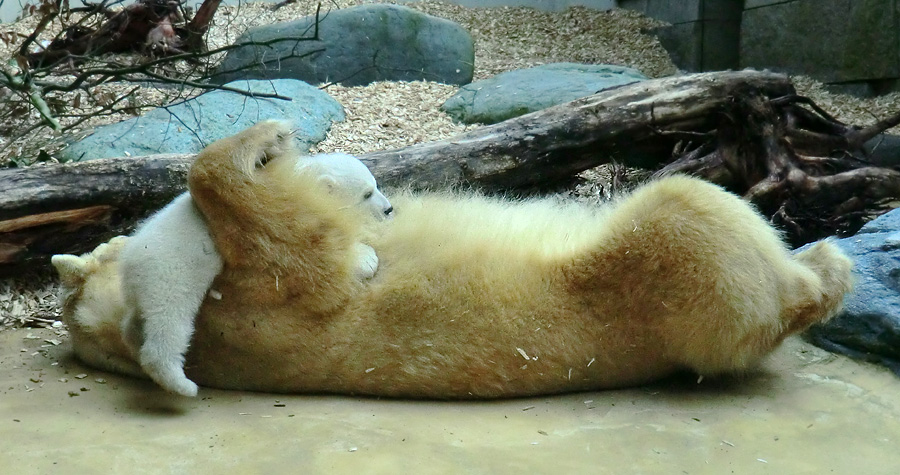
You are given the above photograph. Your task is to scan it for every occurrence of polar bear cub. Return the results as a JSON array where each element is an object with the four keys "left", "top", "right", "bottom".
[{"left": 119, "top": 151, "right": 392, "bottom": 397}]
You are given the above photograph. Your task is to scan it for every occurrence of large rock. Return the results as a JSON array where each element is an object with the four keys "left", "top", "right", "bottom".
[
  {"left": 440, "top": 63, "right": 647, "bottom": 124},
  {"left": 211, "top": 4, "right": 474, "bottom": 87},
  {"left": 863, "top": 134, "right": 900, "bottom": 168},
  {"left": 805, "top": 208, "right": 900, "bottom": 375},
  {"left": 61, "top": 79, "right": 344, "bottom": 161}
]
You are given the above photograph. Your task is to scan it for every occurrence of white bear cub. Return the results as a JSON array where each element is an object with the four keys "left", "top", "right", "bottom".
[{"left": 120, "top": 152, "right": 392, "bottom": 397}]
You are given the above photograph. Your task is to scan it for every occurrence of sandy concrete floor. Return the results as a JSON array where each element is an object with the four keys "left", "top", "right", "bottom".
[{"left": 2, "top": 329, "right": 899, "bottom": 475}]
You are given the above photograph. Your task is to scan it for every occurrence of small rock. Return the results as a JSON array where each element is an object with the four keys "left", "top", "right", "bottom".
[{"left": 441, "top": 63, "right": 647, "bottom": 124}]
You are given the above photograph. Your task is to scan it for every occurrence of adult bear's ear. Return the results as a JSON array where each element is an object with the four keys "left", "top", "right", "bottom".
[{"left": 51, "top": 255, "right": 87, "bottom": 287}]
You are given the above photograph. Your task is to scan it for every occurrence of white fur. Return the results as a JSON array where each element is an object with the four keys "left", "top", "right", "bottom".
[
  {"left": 353, "top": 242, "right": 379, "bottom": 280},
  {"left": 297, "top": 153, "right": 393, "bottom": 221},
  {"left": 119, "top": 193, "right": 220, "bottom": 397},
  {"left": 120, "top": 153, "right": 391, "bottom": 397}
]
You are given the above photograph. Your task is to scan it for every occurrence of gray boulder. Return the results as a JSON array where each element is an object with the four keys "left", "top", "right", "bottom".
[
  {"left": 440, "top": 63, "right": 647, "bottom": 124},
  {"left": 805, "top": 209, "right": 900, "bottom": 375},
  {"left": 211, "top": 4, "right": 474, "bottom": 87},
  {"left": 61, "top": 79, "right": 344, "bottom": 161},
  {"left": 864, "top": 134, "right": 900, "bottom": 168}
]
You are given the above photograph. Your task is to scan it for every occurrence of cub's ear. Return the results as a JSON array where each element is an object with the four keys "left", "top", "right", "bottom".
[
  {"left": 293, "top": 160, "right": 321, "bottom": 176},
  {"left": 317, "top": 174, "right": 338, "bottom": 192},
  {"left": 51, "top": 254, "right": 87, "bottom": 287}
]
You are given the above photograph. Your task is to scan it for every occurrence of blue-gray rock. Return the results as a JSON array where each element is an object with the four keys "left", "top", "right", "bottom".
[
  {"left": 863, "top": 134, "right": 900, "bottom": 168},
  {"left": 805, "top": 209, "right": 900, "bottom": 375},
  {"left": 211, "top": 4, "right": 474, "bottom": 87},
  {"left": 440, "top": 63, "right": 647, "bottom": 124},
  {"left": 61, "top": 79, "right": 344, "bottom": 161}
]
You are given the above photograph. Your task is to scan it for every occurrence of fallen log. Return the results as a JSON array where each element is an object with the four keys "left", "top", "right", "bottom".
[
  {"left": 0, "top": 70, "right": 791, "bottom": 269},
  {"left": 0, "top": 154, "right": 191, "bottom": 272},
  {"left": 1, "top": 69, "right": 898, "bottom": 272}
]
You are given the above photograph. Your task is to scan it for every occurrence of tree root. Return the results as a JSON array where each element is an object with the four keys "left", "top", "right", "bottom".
[{"left": 656, "top": 87, "right": 900, "bottom": 246}]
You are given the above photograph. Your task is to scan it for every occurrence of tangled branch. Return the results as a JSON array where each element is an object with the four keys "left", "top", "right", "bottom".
[
  {"left": 653, "top": 87, "right": 900, "bottom": 245},
  {"left": 0, "top": 0, "right": 322, "bottom": 166}
]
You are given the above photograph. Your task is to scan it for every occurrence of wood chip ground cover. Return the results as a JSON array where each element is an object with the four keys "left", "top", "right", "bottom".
[{"left": 1, "top": 0, "right": 898, "bottom": 329}]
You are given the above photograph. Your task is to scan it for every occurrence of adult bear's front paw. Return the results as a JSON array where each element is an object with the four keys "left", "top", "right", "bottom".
[{"left": 244, "top": 120, "right": 296, "bottom": 167}]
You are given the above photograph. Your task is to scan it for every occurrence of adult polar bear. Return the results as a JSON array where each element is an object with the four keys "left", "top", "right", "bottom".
[
  {"left": 116, "top": 152, "right": 393, "bottom": 397},
  {"left": 57, "top": 120, "right": 853, "bottom": 398}
]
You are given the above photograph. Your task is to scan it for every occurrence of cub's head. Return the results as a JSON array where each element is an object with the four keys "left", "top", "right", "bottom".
[
  {"left": 51, "top": 236, "right": 143, "bottom": 377},
  {"left": 295, "top": 153, "right": 393, "bottom": 221}
]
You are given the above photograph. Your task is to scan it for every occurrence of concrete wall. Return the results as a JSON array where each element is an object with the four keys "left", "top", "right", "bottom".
[
  {"left": 741, "top": 0, "right": 900, "bottom": 95},
  {"left": 619, "top": 0, "right": 742, "bottom": 72}
]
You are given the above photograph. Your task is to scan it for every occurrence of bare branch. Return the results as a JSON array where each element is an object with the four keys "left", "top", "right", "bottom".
[{"left": 0, "top": 0, "right": 328, "bottom": 166}]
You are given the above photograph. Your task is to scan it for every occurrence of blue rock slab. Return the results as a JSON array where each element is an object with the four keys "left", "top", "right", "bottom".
[
  {"left": 61, "top": 79, "right": 344, "bottom": 161},
  {"left": 441, "top": 63, "right": 647, "bottom": 124},
  {"left": 805, "top": 208, "right": 900, "bottom": 375}
]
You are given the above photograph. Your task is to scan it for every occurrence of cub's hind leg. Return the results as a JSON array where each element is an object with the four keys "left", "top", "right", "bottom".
[{"left": 120, "top": 193, "right": 223, "bottom": 397}]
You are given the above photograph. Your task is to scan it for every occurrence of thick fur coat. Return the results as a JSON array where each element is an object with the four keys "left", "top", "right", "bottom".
[
  {"left": 56, "top": 121, "right": 854, "bottom": 398},
  {"left": 117, "top": 149, "right": 391, "bottom": 396},
  {"left": 184, "top": 121, "right": 852, "bottom": 397},
  {"left": 52, "top": 237, "right": 145, "bottom": 379}
]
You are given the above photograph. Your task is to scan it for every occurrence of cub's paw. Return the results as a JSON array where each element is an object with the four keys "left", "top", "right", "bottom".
[
  {"left": 354, "top": 243, "right": 379, "bottom": 280},
  {"left": 140, "top": 350, "right": 199, "bottom": 397}
]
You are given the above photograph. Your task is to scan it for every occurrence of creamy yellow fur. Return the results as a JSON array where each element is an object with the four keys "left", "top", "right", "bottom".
[
  {"left": 51, "top": 237, "right": 143, "bottom": 378},
  {"left": 183, "top": 121, "right": 852, "bottom": 397},
  {"left": 56, "top": 121, "right": 854, "bottom": 398}
]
